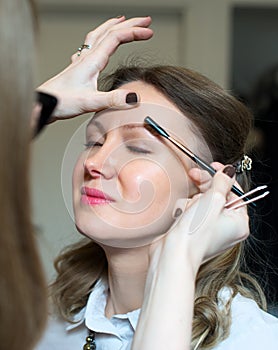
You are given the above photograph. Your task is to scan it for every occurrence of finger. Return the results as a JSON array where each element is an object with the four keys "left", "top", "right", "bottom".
[
  {"left": 210, "top": 161, "right": 225, "bottom": 171},
  {"left": 84, "top": 16, "right": 152, "bottom": 50},
  {"left": 187, "top": 165, "right": 237, "bottom": 231},
  {"left": 176, "top": 165, "right": 236, "bottom": 221},
  {"left": 82, "top": 26, "right": 153, "bottom": 71},
  {"left": 99, "top": 16, "right": 152, "bottom": 33},
  {"left": 210, "top": 165, "right": 236, "bottom": 207},
  {"left": 86, "top": 89, "right": 141, "bottom": 111},
  {"left": 83, "top": 16, "right": 126, "bottom": 45},
  {"left": 95, "top": 25, "right": 153, "bottom": 50},
  {"left": 106, "top": 16, "right": 152, "bottom": 31},
  {"left": 187, "top": 161, "right": 227, "bottom": 193},
  {"left": 71, "top": 17, "right": 127, "bottom": 62},
  {"left": 188, "top": 168, "right": 212, "bottom": 193},
  {"left": 210, "top": 162, "right": 246, "bottom": 204},
  {"left": 73, "top": 16, "right": 152, "bottom": 62}
]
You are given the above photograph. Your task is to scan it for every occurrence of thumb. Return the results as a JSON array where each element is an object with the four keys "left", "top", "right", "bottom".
[
  {"left": 211, "top": 165, "right": 236, "bottom": 200},
  {"left": 93, "top": 90, "right": 140, "bottom": 111}
]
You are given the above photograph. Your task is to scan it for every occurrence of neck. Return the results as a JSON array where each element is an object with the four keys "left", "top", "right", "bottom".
[{"left": 101, "top": 245, "right": 150, "bottom": 318}]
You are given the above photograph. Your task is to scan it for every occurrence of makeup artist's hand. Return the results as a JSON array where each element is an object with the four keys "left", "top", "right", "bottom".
[
  {"left": 37, "top": 16, "right": 153, "bottom": 121},
  {"left": 178, "top": 164, "right": 249, "bottom": 267},
  {"left": 133, "top": 165, "right": 250, "bottom": 350},
  {"left": 148, "top": 163, "right": 250, "bottom": 274}
]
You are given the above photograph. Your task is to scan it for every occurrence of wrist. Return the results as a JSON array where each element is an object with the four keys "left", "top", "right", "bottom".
[{"left": 161, "top": 232, "right": 204, "bottom": 277}]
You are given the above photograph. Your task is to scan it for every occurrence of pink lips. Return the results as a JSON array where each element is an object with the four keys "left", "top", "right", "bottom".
[{"left": 81, "top": 187, "right": 115, "bottom": 205}]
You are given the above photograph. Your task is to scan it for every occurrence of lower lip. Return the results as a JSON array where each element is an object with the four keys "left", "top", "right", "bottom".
[{"left": 81, "top": 194, "right": 112, "bottom": 206}]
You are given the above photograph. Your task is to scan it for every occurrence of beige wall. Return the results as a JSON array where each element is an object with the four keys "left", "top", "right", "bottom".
[{"left": 34, "top": 0, "right": 278, "bottom": 280}]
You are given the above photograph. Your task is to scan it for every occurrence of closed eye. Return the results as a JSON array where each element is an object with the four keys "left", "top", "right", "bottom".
[
  {"left": 126, "top": 145, "right": 152, "bottom": 154},
  {"left": 84, "top": 141, "right": 103, "bottom": 149}
]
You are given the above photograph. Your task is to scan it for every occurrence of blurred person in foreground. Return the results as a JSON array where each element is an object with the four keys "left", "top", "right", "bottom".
[{"left": 0, "top": 1, "right": 152, "bottom": 349}]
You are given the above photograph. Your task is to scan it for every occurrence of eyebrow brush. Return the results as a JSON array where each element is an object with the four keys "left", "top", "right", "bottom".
[{"left": 144, "top": 116, "right": 259, "bottom": 208}]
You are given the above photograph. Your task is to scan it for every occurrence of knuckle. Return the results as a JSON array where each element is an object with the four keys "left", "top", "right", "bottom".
[
  {"left": 107, "top": 17, "right": 118, "bottom": 24},
  {"left": 71, "top": 53, "right": 77, "bottom": 62},
  {"left": 84, "top": 32, "right": 93, "bottom": 43},
  {"left": 108, "top": 29, "right": 121, "bottom": 42},
  {"left": 107, "top": 92, "right": 116, "bottom": 108}
]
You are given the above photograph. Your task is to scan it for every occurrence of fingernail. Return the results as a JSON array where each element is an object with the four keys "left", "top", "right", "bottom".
[
  {"left": 126, "top": 92, "right": 138, "bottom": 104},
  {"left": 116, "top": 15, "right": 124, "bottom": 18},
  {"left": 173, "top": 208, "right": 183, "bottom": 218},
  {"left": 223, "top": 165, "right": 236, "bottom": 178}
]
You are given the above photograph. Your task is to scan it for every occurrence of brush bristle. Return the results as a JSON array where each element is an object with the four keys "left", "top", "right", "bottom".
[{"left": 144, "top": 117, "right": 169, "bottom": 138}]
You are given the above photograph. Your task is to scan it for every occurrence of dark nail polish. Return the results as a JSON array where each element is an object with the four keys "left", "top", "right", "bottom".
[
  {"left": 126, "top": 92, "right": 138, "bottom": 104},
  {"left": 174, "top": 208, "right": 183, "bottom": 218},
  {"left": 223, "top": 165, "right": 236, "bottom": 178}
]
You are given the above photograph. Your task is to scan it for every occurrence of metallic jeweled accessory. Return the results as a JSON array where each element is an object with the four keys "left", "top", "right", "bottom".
[
  {"left": 234, "top": 154, "right": 252, "bottom": 174},
  {"left": 77, "top": 44, "right": 92, "bottom": 56},
  {"left": 228, "top": 154, "right": 269, "bottom": 210},
  {"left": 83, "top": 330, "right": 96, "bottom": 350}
]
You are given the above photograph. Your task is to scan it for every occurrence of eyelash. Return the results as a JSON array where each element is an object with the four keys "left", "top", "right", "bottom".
[
  {"left": 84, "top": 141, "right": 103, "bottom": 149},
  {"left": 126, "top": 146, "right": 151, "bottom": 154},
  {"left": 84, "top": 141, "right": 151, "bottom": 154}
]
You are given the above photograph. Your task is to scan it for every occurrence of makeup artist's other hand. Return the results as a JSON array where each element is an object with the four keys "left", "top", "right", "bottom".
[
  {"left": 149, "top": 164, "right": 250, "bottom": 274},
  {"left": 37, "top": 16, "right": 153, "bottom": 121}
]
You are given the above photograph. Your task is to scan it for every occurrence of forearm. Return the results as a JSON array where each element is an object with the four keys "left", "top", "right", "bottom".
[
  {"left": 132, "top": 167, "right": 248, "bottom": 350},
  {"left": 132, "top": 244, "right": 198, "bottom": 350}
]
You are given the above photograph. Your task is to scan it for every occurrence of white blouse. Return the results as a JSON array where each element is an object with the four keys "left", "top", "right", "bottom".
[{"left": 36, "top": 279, "right": 278, "bottom": 350}]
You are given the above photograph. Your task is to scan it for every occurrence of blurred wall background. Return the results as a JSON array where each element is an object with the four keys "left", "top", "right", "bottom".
[{"left": 34, "top": 0, "right": 278, "bottom": 308}]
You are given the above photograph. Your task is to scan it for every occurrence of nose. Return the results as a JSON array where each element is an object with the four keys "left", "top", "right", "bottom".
[{"left": 83, "top": 145, "right": 116, "bottom": 180}]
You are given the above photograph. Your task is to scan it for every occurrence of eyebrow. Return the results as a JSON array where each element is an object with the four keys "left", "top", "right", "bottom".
[
  {"left": 122, "top": 123, "right": 145, "bottom": 130},
  {"left": 87, "top": 121, "right": 146, "bottom": 132}
]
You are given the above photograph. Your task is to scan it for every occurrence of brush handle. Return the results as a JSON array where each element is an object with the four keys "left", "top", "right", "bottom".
[
  {"left": 194, "top": 155, "right": 256, "bottom": 207},
  {"left": 192, "top": 155, "right": 256, "bottom": 207},
  {"left": 194, "top": 156, "right": 216, "bottom": 176},
  {"left": 144, "top": 116, "right": 256, "bottom": 208}
]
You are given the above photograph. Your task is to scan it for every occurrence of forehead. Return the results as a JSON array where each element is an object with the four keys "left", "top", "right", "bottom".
[
  {"left": 92, "top": 81, "right": 186, "bottom": 131},
  {"left": 87, "top": 81, "right": 209, "bottom": 157}
]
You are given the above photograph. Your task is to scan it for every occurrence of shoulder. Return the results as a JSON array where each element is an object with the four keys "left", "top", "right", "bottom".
[{"left": 215, "top": 292, "right": 278, "bottom": 350}]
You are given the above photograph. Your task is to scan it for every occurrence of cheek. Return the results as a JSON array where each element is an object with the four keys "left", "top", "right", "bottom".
[
  {"left": 119, "top": 160, "right": 170, "bottom": 202},
  {"left": 118, "top": 158, "right": 186, "bottom": 219}
]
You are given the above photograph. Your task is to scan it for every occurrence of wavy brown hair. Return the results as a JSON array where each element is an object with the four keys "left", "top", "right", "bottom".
[
  {"left": 0, "top": 1, "right": 47, "bottom": 349},
  {"left": 51, "top": 65, "right": 266, "bottom": 349}
]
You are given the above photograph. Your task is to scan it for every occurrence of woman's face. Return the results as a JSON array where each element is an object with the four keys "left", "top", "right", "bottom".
[{"left": 73, "top": 81, "right": 206, "bottom": 248}]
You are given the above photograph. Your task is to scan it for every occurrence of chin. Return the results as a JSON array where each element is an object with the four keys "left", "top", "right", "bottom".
[{"left": 74, "top": 216, "right": 175, "bottom": 250}]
